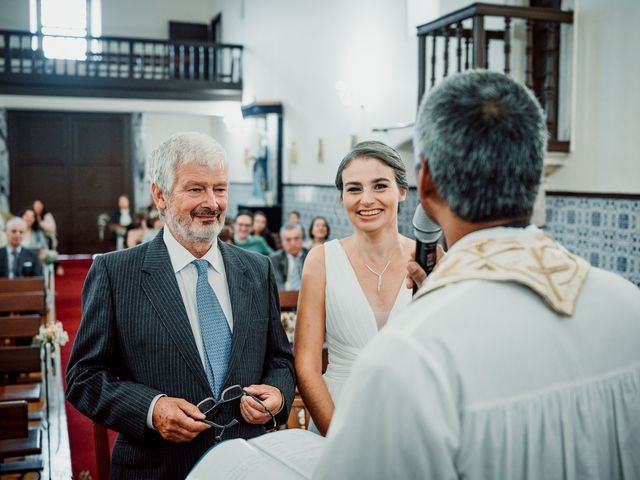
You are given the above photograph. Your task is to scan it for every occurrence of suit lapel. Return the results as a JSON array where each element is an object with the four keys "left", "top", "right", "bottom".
[
  {"left": 140, "top": 231, "right": 211, "bottom": 393},
  {"left": 218, "top": 240, "right": 252, "bottom": 388}
]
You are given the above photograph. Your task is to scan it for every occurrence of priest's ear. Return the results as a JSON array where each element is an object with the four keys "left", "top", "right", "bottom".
[{"left": 417, "top": 155, "right": 437, "bottom": 199}]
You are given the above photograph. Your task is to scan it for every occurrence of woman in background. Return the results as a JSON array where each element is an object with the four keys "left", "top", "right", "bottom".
[
  {"left": 304, "top": 216, "right": 330, "bottom": 249},
  {"left": 21, "top": 208, "right": 49, "bottom": 250},
  {"left": 33, "top": 199, "right": 57, "bottom": 249},
  {"left": 295, "top": 141, "right": 415, "bottom": 435},
  {"left": 253, "top": 210, "right": 280, "bottom": 250}
]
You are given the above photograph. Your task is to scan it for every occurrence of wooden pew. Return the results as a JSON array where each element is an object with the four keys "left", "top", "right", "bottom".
[
  {"left": 0, "top": 400, "right": 43, "bottom": 476},
  {"left": 0, "top": 278, "right": 45, "bottom": 293},
  {"left": 0, "top": 384, "right": 41, "bottom": 403},
  {"left": 0, "top": 345, "right": 42, "bottom": 391},
  {"left": 0, "top": 292, "right": 46, "bottom": 315},
  {"left": 0, "top": 346, "right": 41, "bottom": 375},
  {"left": 0, "top": 314, "right": 41, "bottom": 340},
  {"left": 0, "top": 277, "right": 47, "bottom": 316},
  {"left": 0, "top": 400, "right": 28, "bottom": 440}
]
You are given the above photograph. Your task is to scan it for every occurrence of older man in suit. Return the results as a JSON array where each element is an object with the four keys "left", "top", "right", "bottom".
[
  {"left": 0, "top": 217, "right": 42, "bottom": 278},
  {"left": 66, "top": 132, "right": 295, "bottom": 479},
  {"left": 269, "top": 223, "right": 308, "bottom": 291}
]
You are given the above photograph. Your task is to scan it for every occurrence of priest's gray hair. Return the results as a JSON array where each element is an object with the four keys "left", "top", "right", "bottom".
[
  {"left": 335, "top": 141, "right": 409, "bottom": 194},
  {"left": 413, "top": 70, "right": 547, "bottom": 222},
  {"left": 149, "top": 132, "right": 227, "bottom": 194}
]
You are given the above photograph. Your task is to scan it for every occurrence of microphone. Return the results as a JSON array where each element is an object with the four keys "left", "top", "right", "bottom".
[{"left": 412, "top": 204, "right": 442, "bottom": 293}]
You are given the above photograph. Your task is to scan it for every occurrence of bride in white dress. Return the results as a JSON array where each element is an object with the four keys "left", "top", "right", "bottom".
[{"left": 295, "top": 141, "right": 415, "bottom": 435}]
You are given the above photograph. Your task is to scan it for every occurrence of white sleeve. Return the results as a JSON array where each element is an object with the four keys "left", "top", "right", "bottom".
[
  {"left": 313, "top": 332, "right": 460, "bottom": 480},
  {"left": 146, "top": 393, "right": 166, "bottom": 430}
]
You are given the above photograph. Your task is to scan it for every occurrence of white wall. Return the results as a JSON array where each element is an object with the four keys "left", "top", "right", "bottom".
[
  {"left": 102, "top": 0, "right": 213, "bottom": 39},
  {"left": 0, "top": 0, "right": 29, "bottom": 30},
  {"left": 215, "top": 0, "right": 420, "bottom": 186},
  {"left": 545, "top": 0, "right": 640, "bottom": 193},
  {"left": 216, "top": 0, "right": 639, "bottom": 193}
]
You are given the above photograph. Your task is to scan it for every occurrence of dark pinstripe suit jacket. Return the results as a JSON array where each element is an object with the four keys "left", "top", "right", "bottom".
[{"left": 65, "top": 231, "right": 295, "bottom": 479}]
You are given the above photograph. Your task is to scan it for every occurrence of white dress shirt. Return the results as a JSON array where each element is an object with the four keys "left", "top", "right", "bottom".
[
  {"left": 146, "top": 228, "right": 234, "bottom": 429},
  {"left": 284, "top": 252, "right": 303, "bottom": 290}
]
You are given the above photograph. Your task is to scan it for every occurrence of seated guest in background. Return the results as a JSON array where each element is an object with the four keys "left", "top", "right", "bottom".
[
  {"left": 269, "top": 223, "right": 308, "bottom": 291},
  {"left": 315, "top": 71, "right": 640, "bottom": 479},
  {"left": 141, "top": 214, "right": 164, "bottom": 243},
  {"left": 66, "top": 132, "right": 295, "bottom": 479},
  {"left": 234, "top": 211, "right": 274, "bottom": 255},
  {"left": 111, "top": 194, "right": 133, "bottom": 228},
  {"left": 287, "top": 209, "right": 305, "bottom": 240},
  {"left": 304, "top": 216, "right": 330, "bottom": 249},
  {"left": 287, "top": 210, "right": 301, "bottom": 225},
  {"left": 253, "top": 210, "right": 279, "bottom": 251},
  {"left": 110, "top": 194, "right": 133, "bottom": 250},
  {"left": 218, "top": 224, "right": 235, "bottom": 245},
  {"left": 0, "top": 217, "right": 42, "bottom": 278},
  {"left": 295, "top": 141, "right": 415, "bottom": 436},
  {"left": 32, "top": 198, "right": 57, "bottom": 249},
  {"left": 125, "top": 212, "right": 150, "bottom": 248},
  {"left": 20, "top": 208, "right": 49, "bottom": 250}
]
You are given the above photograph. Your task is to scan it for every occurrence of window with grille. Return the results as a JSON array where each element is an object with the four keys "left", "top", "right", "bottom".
[{"left": 29, "top": 0, "right": 101, "bottom": 60}]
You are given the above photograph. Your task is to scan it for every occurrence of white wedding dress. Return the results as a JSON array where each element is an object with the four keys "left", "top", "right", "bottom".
[{"left": 309, "top": 239, "right": 412, "bottom": 433}]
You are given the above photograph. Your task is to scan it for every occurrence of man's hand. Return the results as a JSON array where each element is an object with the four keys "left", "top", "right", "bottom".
[
  {"left": 240, "top": 384, "right": 283, "bottom": 425},
  {"left": 406, "top": 245, "right": 445, "bottom": 290},
  {"left": 152, "top": 396, "right": 210, "bottom": 442}
]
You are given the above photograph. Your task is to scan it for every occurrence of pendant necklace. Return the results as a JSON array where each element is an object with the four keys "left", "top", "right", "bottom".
[{"left": 364, "top": 258, "right": 392, "bottom": 293}]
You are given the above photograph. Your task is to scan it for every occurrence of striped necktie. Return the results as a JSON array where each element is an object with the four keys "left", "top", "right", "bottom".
[{"left": 192, "top": 259, "right": 232, "bottom": 398}]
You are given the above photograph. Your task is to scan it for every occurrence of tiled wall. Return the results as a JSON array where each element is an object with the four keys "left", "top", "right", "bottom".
[
  {"left": 544, "top": 195, "right": 640, "bottom": 286},
  {"left": 230, "top": 184, "right": 640, "bottom": 287}
]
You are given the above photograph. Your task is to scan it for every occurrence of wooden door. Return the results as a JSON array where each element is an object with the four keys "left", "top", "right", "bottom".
[{"left": 8, "top": 110, "right": 133, "bottom": 254}]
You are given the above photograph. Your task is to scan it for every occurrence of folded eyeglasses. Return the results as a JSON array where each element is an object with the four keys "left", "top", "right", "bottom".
[{"left": 197, "top": 384, "right": 277, "bottom": 441}]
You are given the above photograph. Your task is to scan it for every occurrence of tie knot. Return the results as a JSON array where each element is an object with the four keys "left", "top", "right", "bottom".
[{"left": 192, "top": 259, "right": 209, "bottom": 276}]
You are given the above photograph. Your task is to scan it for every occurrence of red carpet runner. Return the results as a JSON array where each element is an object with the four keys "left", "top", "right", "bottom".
[{"left": 56, "top": 258, "right": 116, "bottom": 479}]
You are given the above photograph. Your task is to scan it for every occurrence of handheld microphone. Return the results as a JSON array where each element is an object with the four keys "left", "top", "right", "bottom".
[{"left": 412, "top": 204, "right": 442, "bottom": 293}]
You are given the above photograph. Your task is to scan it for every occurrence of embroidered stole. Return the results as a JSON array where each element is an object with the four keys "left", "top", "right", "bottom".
[{"left": 414, "top": 233, "right": 590, "bottom": 316}]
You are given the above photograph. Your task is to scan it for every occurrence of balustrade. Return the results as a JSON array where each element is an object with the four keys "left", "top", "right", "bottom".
[
  {"left": 0, "top": 29, "right": 243, "bottom": 100},
  {"left": 417, "top": 3, "right": 573, "bottom": 152}
]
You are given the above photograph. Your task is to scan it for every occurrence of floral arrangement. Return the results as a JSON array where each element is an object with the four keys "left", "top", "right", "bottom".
[
  {"left": 40, "top": 249, "right": 59, "bottom": 265},
  {"left": 280, "top": 311, "right": 297, "bottom": 344},
  {"left": 35, "top": 320, "right": 69, "bottom": 349}
]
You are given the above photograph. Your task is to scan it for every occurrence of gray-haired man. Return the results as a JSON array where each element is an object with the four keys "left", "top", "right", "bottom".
[
  {"left": 269, "top": 223, "right": 308, "bottom": 291},
  {"left": 315, "top": 71, "right": 640, "bottom": 479},
  {"left": 0, "top": 217, "right": 42, "bottom": 278},
  {"left": 67, "top": 132, "right": 295, "bottom": 479}
]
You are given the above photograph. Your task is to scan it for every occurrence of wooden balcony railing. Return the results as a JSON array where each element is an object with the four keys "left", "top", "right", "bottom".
[
  {"left": 417, "top": 3, "right": 573, "bottom": 152},
  {"left": 0, "top": 29, "right": 243, "bottom": 101}
]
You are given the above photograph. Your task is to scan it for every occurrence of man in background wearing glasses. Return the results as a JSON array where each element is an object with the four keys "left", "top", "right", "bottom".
[{"left": 66, "top": 132, "right": 295, "bottom": 479}]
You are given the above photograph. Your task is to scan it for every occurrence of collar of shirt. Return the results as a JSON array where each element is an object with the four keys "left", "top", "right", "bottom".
[
  {"left": 449, "top": 224, "right": 540, "bottom": 254},
  {"left": 163, "top": 227, "right": 223, "bottom": 274},
  {"left": 287, "top": 252, "right": 302, "bottom": 261},
  {"left": 7, "top": 246, "right": 22, "bottom": 255}
]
